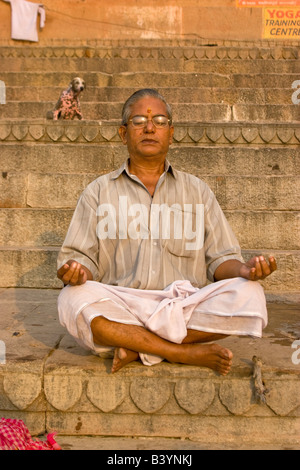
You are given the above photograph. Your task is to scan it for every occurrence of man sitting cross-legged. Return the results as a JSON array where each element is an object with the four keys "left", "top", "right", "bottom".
[{"left": 57, "top": 89, "right": 277, "bottom": 375}]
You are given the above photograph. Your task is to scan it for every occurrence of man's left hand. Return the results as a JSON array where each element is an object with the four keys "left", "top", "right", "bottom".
[{"left": 239, "top": 256, "right": 277, "bottom": 281}]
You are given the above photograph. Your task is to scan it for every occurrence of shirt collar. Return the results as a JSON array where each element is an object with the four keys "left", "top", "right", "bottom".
[{"left": 110, "top": 158, "right": 176, "bottom": 180}]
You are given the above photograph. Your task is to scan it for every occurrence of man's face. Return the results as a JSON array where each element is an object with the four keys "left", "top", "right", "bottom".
[{"left": 119, "top": 97, "right": 174, "bottom": 161}]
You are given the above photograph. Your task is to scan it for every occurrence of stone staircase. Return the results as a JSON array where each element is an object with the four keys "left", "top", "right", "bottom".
[
  {"left": 0, "top": 39, "right": 299, "bottom": 448},
  {"left": 0, "top": 39, "right": 299, "bottom": 299}
]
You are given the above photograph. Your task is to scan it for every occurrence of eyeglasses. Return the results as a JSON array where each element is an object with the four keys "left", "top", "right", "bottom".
[{"left": 127, "top": 115, "right": 171, "bottom": 129}]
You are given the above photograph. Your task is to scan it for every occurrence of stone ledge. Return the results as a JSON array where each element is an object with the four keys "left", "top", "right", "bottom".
[
  {"left": 1, "top": 48, "right": 299, "bottom": 61},
  {"left": 0, "top": 121, "right": 299, "bottom": 145},
  {"left": 0, "top": 289, "right": 299, "bottom": 442},
  {"left": 0, "top": 37, "right": 299, "bottom": 52}
]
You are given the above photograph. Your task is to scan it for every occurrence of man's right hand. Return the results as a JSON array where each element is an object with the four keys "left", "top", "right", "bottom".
[{"left": 57, "top": 260, "right": 92, "bottom": 286}]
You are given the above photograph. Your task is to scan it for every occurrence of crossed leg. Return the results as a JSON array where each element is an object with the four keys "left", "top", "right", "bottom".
[{"left": 91, "top": 316, "right": 233, "bottom": 376}]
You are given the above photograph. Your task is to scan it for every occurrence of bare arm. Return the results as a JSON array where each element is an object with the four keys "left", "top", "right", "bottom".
[
  {"left": 57, "top": 259, "right": 93, "bottom": 286},
  {"left": 214, "top": 255, "right": 277, "bottom": 282}
]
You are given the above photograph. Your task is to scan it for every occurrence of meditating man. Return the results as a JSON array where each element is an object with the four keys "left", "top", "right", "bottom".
[{"left": 57, "top": 89, "right": 277, "bottom": 375}]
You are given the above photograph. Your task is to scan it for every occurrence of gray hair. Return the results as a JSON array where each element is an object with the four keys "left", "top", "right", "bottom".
[{"left": 121, "top": 89, "right": 172, "bottom": 126}]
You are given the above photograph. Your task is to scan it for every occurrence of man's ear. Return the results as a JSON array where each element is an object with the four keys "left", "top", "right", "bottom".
[
  {"left": 118, "top": 126, "right": 127, "bottom": 144},
  {"left": 169, "top": 125, "right": 174, "bottom": 145}
]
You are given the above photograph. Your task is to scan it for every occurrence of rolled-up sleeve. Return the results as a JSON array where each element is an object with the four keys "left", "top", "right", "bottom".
[
  {"left": 204, "top": 189, "right": 244, "bottom": 282},
  {"left": 57, "top": 190, "right": 100, "bottom": 281}
]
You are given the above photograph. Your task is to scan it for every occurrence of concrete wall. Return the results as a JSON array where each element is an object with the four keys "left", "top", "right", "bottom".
[{"left": 0, "top": 0, "right": 264, "bottom": 43}]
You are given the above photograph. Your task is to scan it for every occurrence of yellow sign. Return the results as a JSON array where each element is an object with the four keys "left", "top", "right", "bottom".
[{"left": 263, "top": 7, "right": 300, "bottom": 38}]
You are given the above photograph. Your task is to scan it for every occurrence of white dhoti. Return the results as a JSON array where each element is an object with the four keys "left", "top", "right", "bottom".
[{"left": 57, "top": 278, "right": 267, "bottom": 366}]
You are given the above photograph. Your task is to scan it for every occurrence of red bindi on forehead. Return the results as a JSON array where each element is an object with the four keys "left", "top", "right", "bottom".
[{"left": 131, "top": 97, "right": 166, "bottom": 116}]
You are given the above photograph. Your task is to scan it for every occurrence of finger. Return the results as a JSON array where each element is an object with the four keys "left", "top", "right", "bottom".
[
  {"left": 259, "top": 256, "right": 271, "bottom": 277},
  {"left": 269, "top": 256, "right": 277, "bottom": 273},
  {"left": 249, "top": 267, "right": 256, "bottom": 281},
  {"left": 62, "top": 262, "right": 78, "bottom": 284},
  {"left": 68, "top": 263, "right": 81, "bottom": 286},
  {"left": 57, "top": 263, "right": 70, "bottom": 279},
  {"left": 78, "top": 269, "right": 87, "bottom": 285},
  {"left": 255, "top": 257, "right": 262, "bottom": 278}
]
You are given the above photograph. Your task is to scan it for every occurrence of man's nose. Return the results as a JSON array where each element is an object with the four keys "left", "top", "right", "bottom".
[{"left": 144, "top": 119, "right": 155, "bottom": 132}]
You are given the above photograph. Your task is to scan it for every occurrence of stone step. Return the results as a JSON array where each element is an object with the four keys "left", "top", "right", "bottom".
[
  {"left": 41, "top": 435, "right": 300, "bottom": 451},
  {"left": 0, "top": 247, "right": 298, "bottom": 294},
  {"left": 1, "top": 121, "right": 299, "bottom": 146},
  {"left": 1, "top": 71, "right": 298, "bottom": 88},
  {"left": 0, "top": 208, "right": 298, "bottom": 251},
  {"left": 5, "top": 85, "right": 295, "bottom": 105},
  {"left": 1, "top": 144, "right": 298, "bottom": 176},
  {"left": 1, "top": 56, "right": 300, "bottom": 74},
  {"left": 185, "top": 58, "right": 300, "bottom": 74},
  {"left": 1, "top": 101, "right": 300, "bottom": 122},
  {"left": 0, "top": 246, "right": 59, "bottom": 288},
  {"left": 1, "top": 172, "right": 298, "bottom": 211},
  {"left": 0, "top": 102, "right": 232, "bottom": 122}
]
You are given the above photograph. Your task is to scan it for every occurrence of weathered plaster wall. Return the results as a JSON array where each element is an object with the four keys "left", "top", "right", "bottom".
[{"left": 0, "top": 0, "right": 263, "bottom": 43}]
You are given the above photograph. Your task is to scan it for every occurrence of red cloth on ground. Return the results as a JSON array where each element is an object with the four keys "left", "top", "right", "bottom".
[{"left": 0, "top": 418, "right": 61, "bottom": 450}]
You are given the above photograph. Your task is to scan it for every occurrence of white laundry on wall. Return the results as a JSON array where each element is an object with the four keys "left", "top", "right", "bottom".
[{"left": 2, "top": 0, "right": 46, "bottom": 42}]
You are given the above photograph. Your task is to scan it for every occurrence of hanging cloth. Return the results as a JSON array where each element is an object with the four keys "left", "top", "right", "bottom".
[{"left": 2, "top": 0, "right": 46, "bottom": 42}]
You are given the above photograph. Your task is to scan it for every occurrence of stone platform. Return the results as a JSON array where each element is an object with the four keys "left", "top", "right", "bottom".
[{"left": 0, "top": 287, "right": 299, "bottom": 449}]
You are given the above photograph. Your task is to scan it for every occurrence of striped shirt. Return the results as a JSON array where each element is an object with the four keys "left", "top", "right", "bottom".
[{"left": 57, "top": 159, "right": 243, "bottom": 290}]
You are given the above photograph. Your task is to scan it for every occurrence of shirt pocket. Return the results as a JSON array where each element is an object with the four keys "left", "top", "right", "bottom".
[{"left": 158, "top": 204, "right": 205, "bottom": 257}]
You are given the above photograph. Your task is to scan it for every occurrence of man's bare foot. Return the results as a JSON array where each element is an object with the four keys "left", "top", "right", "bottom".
[
  {"left": 179, "top": 343, "right": 233, "bottom": 376},
  {"left": 111, "top": 347, "right": 139, "bottom": 373}
]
